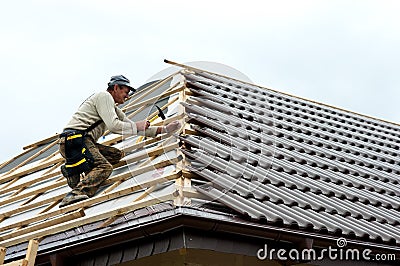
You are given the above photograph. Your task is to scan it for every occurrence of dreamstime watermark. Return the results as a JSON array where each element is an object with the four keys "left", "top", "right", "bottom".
[
  {"left": 124, "top": 61, "right": 278, "bottom": 199},
  {"left": 257, "top": 238, "right": 397, "bottom": 262}
]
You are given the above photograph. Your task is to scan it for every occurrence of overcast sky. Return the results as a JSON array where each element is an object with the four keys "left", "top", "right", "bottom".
[{"left": 0, "top": 0, "right": 399, "bottom": 163}]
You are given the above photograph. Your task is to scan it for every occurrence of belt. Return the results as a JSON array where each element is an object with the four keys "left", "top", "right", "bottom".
[{"left": 59, "top": 129, "right": 85, "bottom": 138}]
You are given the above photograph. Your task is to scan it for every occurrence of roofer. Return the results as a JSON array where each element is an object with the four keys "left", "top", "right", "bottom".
[{"left": 58, "top": 75, "right": 181, "bottom": 207}]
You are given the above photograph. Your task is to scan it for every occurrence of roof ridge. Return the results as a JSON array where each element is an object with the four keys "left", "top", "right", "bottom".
[{"left": 165, "top": 59, "right": 400, "bottom": 127}]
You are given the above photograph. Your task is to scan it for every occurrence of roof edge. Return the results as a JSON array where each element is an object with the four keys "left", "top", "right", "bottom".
[
  {"left": 22, "top": 206, "right": 399, "bottom": 263},
  {"left": 166, "top": 59, "right": 400, "bottom": 127}
]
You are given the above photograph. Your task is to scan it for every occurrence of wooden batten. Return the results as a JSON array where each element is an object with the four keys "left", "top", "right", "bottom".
[
  {"left": 0, "top": 171, "right": 60, "bottom": 197},
  {"left": 0, "top": 209, "right": 85, "bottom": 242},
  {"left": 0, "top": 179, "right": 66, "bottom": 208},
  {"left": 0, "top": 145, "right": 37, "bottom": 174},
  {"left": 23, "top": 134, "right": 59, "bottom": 151},
  {"left": 0, "top": 153, "right": 180, "bottom": 227},
  {"left": 0, "top": 194, "right": 64, "bottom": 222},
  {"left": 98, "top": 170, "right": 181, "bottom": 229},
  {"left": 24, "top": 239, "right": 39, "bottom": 266},
  {"left": 0, "top": 71, "right": 188, "bottom": 263},
  {"left": 124, "top": 140, "right": 179, "bottom": 163},
  {"left": 0, "top": 193, "right": 174, "bottom": 248},
  {"left": 121, "top": 134, "right": 163, "bottom": 153},
  {"left": 151, "top": 112, "right": 185, "bottom": 127},
  {"left": 0, "top": 258, "right": 27, "bottom": 266},
  {"left": 124, "top": 85, "right": 184, "bottom": 113},
  {"left": 174, "top": 81, "right": 191, "bottom": 207},
  {"left": 0, "top": 247, "right": 6, "bottom": 264},
  {"left": 0, "top": 167, "right": 181, "bottom": 234},
  {"left": 0, "top": 156, "right": 63, "bottom": 185},
  {"left": 0, "top": 239, "right": 39, "bottom": 266},
  {"left": 101, "top": 135, "right": 175, "bottom": 194},
  {"left": 5, "top": 140, "right": 58, "bottom": 177},
  {"left": 122, "top": 74, "right": 175, "bottom": 112},
  {"left": 0, "top": 140, "right": 178, "bottom": 210}
]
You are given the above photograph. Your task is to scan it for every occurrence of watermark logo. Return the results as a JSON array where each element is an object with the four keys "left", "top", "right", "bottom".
[
  {"left": 336, "top": 237, "right": 347, "bottom": 248},
  {"left": 257, "top": 238, "right": 397, "bottom": 262}
]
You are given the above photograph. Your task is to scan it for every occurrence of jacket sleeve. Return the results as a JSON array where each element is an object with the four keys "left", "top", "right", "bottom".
[
  {"left": 94, "top": 92, "right": 137, "bottom": 136},
  {"left": 116, "top": 107, "right": 157, "bottom": 136}
]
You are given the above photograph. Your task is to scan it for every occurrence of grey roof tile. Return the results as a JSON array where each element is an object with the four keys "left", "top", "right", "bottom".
[
  {"left": 195, "top": 184, "right": 266, "bottom": 220},
  {"left": 188, "top": 90, "right": 400, "bottom": 177},
  {"left": 2, "top": 68, "right": 400, "bottom": 261},
  {"left": 189, "top": 82, "right": 400, "bottom": 161},
  {"left": 184, "top": 71, "right": 400, "bottom": 245},
  {"left": 260, "top": 201, "right": 315, "bottom": 229},
  {"left": 189, "top": 104, "right": 400, "bottom": 186},
  {"left": 299, "top": 209, "right": 365, "bottom": 236}
]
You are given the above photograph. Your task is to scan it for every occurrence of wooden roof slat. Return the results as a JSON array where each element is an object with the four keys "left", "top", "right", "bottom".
[
  {"left": 0, "top": 156, "right": 62, "bottom": 185},
  {"left": 0, "top": 74, "right": 185, "bottom": 257},
  {"left": 0, "top": 161, "right": 62, "bottom": 206},
  {"left": 0, "top": 75, "right": 177, "bottom": 184},
  {"left": 0, "top": 209, "right": 84, "bottom": 241},
  {"left": 0, "top": 179, "right": 66, "bottom": 208},
  {"left": 97, "top": 135, "right": 178, "bottom": 228},
  {"left": 0, "top": 140, "right": 179, "bottom": 209},
  {"left": 0, "top": 194, "right": 64, "bottom": 224},
  {"left": 0, "top": 165, "right": 181, "bottom": 233},
  {"left": 0, "top": 171, "right": 60, "bottom": 195},
  {"left": 1, "top": 258, "right": 27, "bottom": 266},
  {"left": 121, "top": 74, "right": 176, "bottom": 112},
  {"left": 22, "top": 134, "right": 60, "bottom": 151},
  {"left": 0, "top": 246, "right": 5, "bottom": 264},
  {"left": 0, "top": 145, "right": 36, "bottom": 173},
  {"left": 0, "top": 193, "right": 175, "bottom": 247},
  {"left": 124, "top": 84, "right": 184, "bottom": 113},
  {"left": 24, "top": 239, "right": 39, "bottom": 266},
  {"left": 100, "top": 135, "right": 175, "bottom": 195},
  {"left": 97, "top": 185, "right": 158, "bottom": 229},
  {"left": 1, "top": 239, "right": 39, "bottom": 266},
  {"left": 0, "top": 149, "right": 179, "bottom": 222},
  {"left": 4, "top": 140, "right": 58, "bottom": 177}
]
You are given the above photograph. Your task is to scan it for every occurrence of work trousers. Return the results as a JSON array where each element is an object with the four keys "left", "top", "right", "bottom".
[{"left": 59, "top": 137, "right": 124, "bottom": 197}]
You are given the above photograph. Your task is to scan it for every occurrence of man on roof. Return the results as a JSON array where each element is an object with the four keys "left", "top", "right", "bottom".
[{"left": 58, "top": 75, "right": 181, "bottom": 207}]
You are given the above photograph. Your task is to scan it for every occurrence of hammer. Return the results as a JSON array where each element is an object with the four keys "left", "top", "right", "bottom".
[
  {"left": 155, "top": 105, "right": 166, "bottom": 120},
  {"left": 148, "top": 105, "right": 166, "bottom": 124}
]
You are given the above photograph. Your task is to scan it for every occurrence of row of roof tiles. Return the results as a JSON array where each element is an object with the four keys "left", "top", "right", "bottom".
[
  {"left": 186, "top": 76, "right": 400, "bottom": 161},
  {"left": 181, "top": 72, "right": 400, "bottom": 245},
  {"left": 189, "top": 72, "right": 400, "bottom": 136}
]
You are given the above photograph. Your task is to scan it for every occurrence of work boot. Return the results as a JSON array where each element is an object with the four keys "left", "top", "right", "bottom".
[
  {"left": 61, "top": 165, "right": 80, "bottom": 189},
  {"left": 59, "top": 192, "right": 89, "bottom": 208}
]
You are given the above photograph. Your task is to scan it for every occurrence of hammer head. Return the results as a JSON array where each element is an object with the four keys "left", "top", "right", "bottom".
[{"left": 155, "top": 105, "right": 166, "bottom": 120}]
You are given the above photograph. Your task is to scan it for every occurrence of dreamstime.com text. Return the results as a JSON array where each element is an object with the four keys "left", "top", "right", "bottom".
[{"left": 257, "top": 238, "right": 397, "bottom": 262}]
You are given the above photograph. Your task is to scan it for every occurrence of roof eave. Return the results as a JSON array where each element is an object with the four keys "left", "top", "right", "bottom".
[{"left": 26, "top": 207, "right": 400, "bottom": 264}]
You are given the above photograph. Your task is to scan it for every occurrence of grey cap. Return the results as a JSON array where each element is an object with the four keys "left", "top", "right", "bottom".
[{"left": 108, "top": 75, "right": 135, "bottom": 92}]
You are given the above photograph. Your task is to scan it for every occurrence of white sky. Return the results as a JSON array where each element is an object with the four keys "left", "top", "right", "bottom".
[{"left": 0, "top": 0, "right": 399, "bottom": 163}]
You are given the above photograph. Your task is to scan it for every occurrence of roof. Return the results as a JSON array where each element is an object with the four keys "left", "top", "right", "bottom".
[
  {"left": 180, "top": 71, "right": 400, "bottom": 245},
  {"left": 1, "top": 62, "right": 400, "bottom": 263}
]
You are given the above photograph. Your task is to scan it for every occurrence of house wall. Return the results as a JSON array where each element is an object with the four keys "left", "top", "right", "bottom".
[{"left": 34, "top": 227, "right": 397, "bottom": 266}]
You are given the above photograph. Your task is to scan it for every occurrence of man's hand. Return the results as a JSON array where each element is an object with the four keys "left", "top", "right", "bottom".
[
  {"left": 162, "top": 121, "right": 181, "bottom": 133},
  {"left": 136, "top": 120, "right": 150, "bottom": 131}
]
